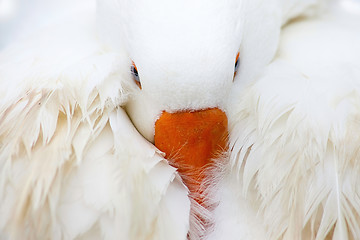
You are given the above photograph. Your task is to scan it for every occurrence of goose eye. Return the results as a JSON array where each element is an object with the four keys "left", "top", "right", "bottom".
[
  {"left": 234, "top": 52, "right": 240, "bottom": 79},
  {"left": 131, "top": 61, "right": 141, "bottom": 89}
]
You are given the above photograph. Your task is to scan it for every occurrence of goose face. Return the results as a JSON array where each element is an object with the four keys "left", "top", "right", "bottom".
[
  {"left": 120, "top": 0, "right": 243, "bottom": 142},
  {"left": 98, "top": 0, "right": 243, "bottom": 206}
]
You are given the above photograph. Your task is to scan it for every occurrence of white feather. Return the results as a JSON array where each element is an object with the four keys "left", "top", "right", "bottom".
[
  {"left": 0, "top": 3, "right": 190, "bottom": 239},
  {"left": 210, "top": 2, "right": 360, "bottom": 239}
]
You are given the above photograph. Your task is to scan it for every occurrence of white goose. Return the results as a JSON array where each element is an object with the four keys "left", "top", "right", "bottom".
[{"left": 0, "top": 0, "right": 353, "bottom": 240}]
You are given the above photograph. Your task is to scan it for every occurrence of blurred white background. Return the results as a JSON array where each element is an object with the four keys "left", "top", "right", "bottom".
[
  {"left": 0, "top": 0, "right": 359, "bottom": 50},
  {"left": 0, "top": 0, "right": 88, "bottom": 49}
]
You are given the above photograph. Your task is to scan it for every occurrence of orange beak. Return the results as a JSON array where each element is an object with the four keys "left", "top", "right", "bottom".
[{"left": 154, "top": 108, "right": 228, "bottom": 205}]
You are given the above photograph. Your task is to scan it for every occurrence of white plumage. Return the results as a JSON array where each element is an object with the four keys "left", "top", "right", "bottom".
[
  {"left": 0, "top": 4, "right": 189, "bottom": 239},
  {"left": 1, "top": 0, "right": 359, "bottom": 239},
  {"left": 211, "top": 1, "right": 360, "bottom": 239}
]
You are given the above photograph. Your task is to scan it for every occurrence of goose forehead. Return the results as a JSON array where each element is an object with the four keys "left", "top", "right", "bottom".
[
  {"left": 124, "top": 0, "right": 243, "bottom": 61},
  {"left": 125, "top": 0, "right": 242, "bottom": 28}
]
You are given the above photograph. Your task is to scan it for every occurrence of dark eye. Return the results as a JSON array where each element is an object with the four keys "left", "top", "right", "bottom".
[
  {"left": 234, "top": 52, "right": 240, "bottom": 78},
  {"left": 131, "top": 61, "right": 141, "bottom": 89}
]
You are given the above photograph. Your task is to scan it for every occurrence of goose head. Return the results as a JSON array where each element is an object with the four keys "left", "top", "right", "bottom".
[{"left": 97, "top": 0, "right": 281, "bottom": 200}]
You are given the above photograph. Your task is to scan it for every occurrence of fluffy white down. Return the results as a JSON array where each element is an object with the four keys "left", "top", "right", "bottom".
[
  {"left": 0, "top": 5, "right": 189, "bottom": 240},
  {"left": 209, "top": 2, "right": 360, "bottom": 240}
]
